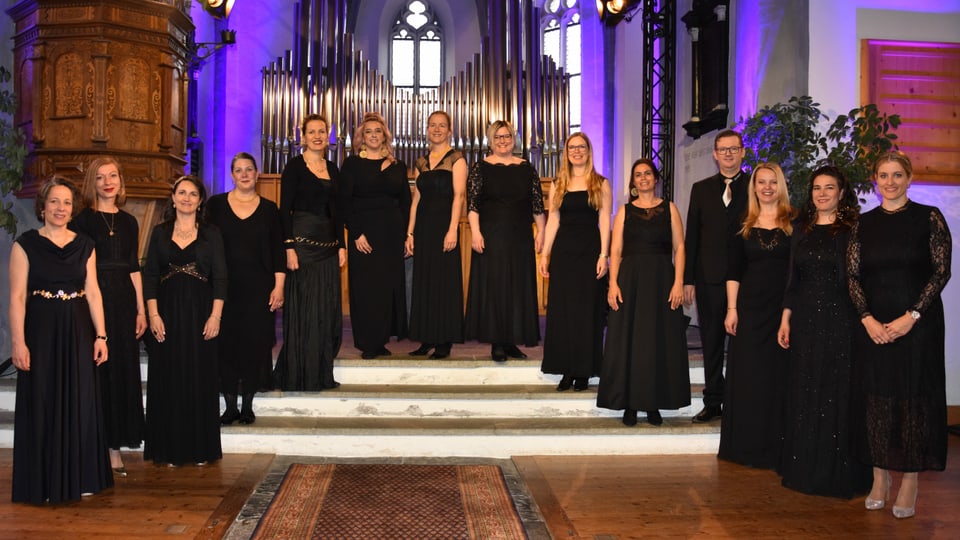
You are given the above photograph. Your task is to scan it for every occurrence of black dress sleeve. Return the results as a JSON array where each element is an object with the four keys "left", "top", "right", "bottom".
[
  {"left": 781, "top": 222, "right": 804, "bottom": 311},
  {"left": 264, "top": 201, "right": 286, "bottom": 274},
  {"left": 395, "top": 160, "right": 412, "bottom": 226},
  {"left": 278, "top": 157, "right": 302, "bottom": 242},
  {"left": 327, "top": 160, "right": 345, "bottom": 248},
  {"left": 122, "top": 211, "right": 141, "bottom": 272},
  {"left": 339, "top": 156, "right": 360, "bottom": 236},
  {"left": 143, "top": 223, "right": 166, "bottom": 301},
  {"left": 683, "top": 183, "right": 702, "bottom": 285},
  {"left": 528, "top": 163, "right": 545, "bottom": 216},
  {"left": 726, "top": 231, "right": 747, "bottom": 283},
  {"left": 467, "top": 161, "right": 483, "bottom": 214},
  {"left": 913, "top": 207, "right": 952, "bottom": 314},
  {"left": 204, "top": 224, "right": 229, "bottom": 301},
  {"left": 846, "top": 220, "right": 870, "bottom": 318}
]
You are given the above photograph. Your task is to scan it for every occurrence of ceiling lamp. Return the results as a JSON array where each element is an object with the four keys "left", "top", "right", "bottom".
[{"left": 202, "top": 0, "right": 236, "bottom": 20}]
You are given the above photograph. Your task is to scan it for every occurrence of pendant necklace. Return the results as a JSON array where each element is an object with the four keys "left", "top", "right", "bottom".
[{"left": 100, "top": 211, "right": 116, "bottom": 237}]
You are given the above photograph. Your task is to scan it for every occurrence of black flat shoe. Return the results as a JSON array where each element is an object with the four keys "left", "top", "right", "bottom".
[
  {"left": 410, "top": 343, "right": 434, "bottom": 356},
  {"left": 361, "top": 350, "right": 378, "bottom": 359},
  {"left": 623, "top": 409, "right": 638, "bottom": 426},
  {"left": 573, "top": 377, "right": 589, "bottom": 391},
  {"left": 556, "top": 375, "right": 573, "bottom": 391},
  {"left": 491, "top": 345, "right": 507, "bottom": 362},
  {"left": 646, "top": 410, "right": 663, "bottom": 426},
  {"left": 430, "top": 343, "right": 451, "bottom": 359},
  {"left": 692, "top": 405, "right": 722, "bottom": 423},
  {"left": 221, "top": 409, "right": 240, "bottom": 425},
  {"left": 238, "top": 410, "right": 256, "bottom": 425},
  {"left": 503, "top": 344, "right": 527, "bottom": 359}
]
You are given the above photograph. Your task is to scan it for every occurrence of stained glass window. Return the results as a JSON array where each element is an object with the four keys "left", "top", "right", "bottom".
[{"left": 390, "top": 1, "right": 443, "bottom": 95}]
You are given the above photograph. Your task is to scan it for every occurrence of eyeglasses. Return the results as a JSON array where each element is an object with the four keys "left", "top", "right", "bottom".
[
  {"left": 493, "top": 134, "right": 513, "bottom": 141},
  {"left": 567, "top": 144, "right": 588, "bottom": 153},
  {"left": 715, "top": 146, "right": 742, "bottom": 155}
]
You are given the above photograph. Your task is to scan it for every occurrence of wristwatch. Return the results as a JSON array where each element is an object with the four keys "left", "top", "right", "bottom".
[{"left": 909, "top": 310, "right": 921, "bottom": 321}]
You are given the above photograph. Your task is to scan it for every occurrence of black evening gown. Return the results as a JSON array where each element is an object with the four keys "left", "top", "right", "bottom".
[
  {"left": 206, "top": 194, "right": 284, "bottom": 394},
  {"left": 848, "top": 202, "right": 951, "bottom": 472},
  {"left": 143, "top": 225, "right": 225, "bottom": 465},
  {"left": 779, "top": 224, "right": 871, "bottom": 498},
  {"left": 70, "top": 208, "right": 145, "bottom": 449},
  {"left": 464, "top": 160, "right": 544, "bottom": 346},
  {"left": 597, "top": 202, "right": 689, "bottom": 411},
  {"left": 274, "top": 156, "right": 344, "bottom": 390},
  {"left": 409, "top": 150, "right": 464, "bottom": 345},
  {"left": 541, "top": 190, "right": 606, "bottom": 378},
  {"left": 13, "top": 230, "right": 113, "bottom": 503},
  {"left": 718, "top": 227, "right": 790, "bottom": 469},
  {"left": 340, "top": 155, "right": 411, "bottom": 354}
]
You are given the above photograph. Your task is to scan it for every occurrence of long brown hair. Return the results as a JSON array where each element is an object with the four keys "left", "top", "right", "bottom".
[
  {"left": 739, "top": 162, "right": 795, "bottom": 238},
  {"left": 82, "top": 156, "right": 126, "bottom": 209},
  {"left": 553, "top": 132, "right": 604, "bottom": 210}
]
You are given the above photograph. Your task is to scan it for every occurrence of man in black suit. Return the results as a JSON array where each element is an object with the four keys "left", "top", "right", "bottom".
[{"left": 683, "top": 129, "right": 748, "bottom": 423}]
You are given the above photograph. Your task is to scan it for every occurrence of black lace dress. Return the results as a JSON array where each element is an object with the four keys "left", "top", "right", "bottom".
[
  {"left": 718, "top": 227, "right": 790, "bottom": 469},
  {"left": 541, "top": 190, "right": 607, "bottom": 378},
  {"left": 779, "top": 223, "right": 871, "bottom": 497},
  {"left": 70, "top": 208, "right": 144, "bottom": 450},
  {"left": 408, "top": 150, "right": 464, "bottom": 345},
  {"left": 13, "top": 230, "right": 113, "bottom": 503},
  {"left": 464, "top": 160, "right": 545, "bottom": 346},
  {"left": 597, "top": 202, "right": 689, "bottom": 412},
  {"left": 847, "top": 201, "right": 951, "bottom": 472}
]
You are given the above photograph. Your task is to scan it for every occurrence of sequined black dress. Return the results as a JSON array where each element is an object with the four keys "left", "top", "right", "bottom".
[
  {"left": 847, "top": 202, "right": 951, "bottom": 472},
  {"left": 13, "top": 230, "right": 113, "bottom": 503},
  {"left": 718, "top": 227, "right": 790, "bottom": 469},
  {"left": 408, "top": 150, "right": 464, "bottom": 345},
  {"left": 779, "top": 224, "right": 871, "bottom": 497}
]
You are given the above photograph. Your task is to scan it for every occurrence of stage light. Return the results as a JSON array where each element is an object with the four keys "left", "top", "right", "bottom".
[
  {"left": 598, "top": 0, "right": 642, "bottom": 26},
  {"left": 202, "top": 0, "right": 236, "bottom": 20}
]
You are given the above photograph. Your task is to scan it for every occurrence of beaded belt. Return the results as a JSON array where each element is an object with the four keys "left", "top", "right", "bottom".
[
  {"left": 161, "top": 262, "right": 207, "bottom": 283},
  {"left": 287, "top": 236, "right": 339, "bottom": 248},
  {"left": 32, "top": 289, "right": 85, "bottom": 301}
]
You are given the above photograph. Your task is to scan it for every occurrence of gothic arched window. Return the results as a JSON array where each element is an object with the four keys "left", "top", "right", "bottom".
[
  {"left": 390, "top": 0, "right": 443, "bottom": 94},
  {"left": 541, "top": 0, "right": 581, "bottom": 131}
]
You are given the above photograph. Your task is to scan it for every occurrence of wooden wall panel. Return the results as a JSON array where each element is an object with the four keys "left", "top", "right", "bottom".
[{"left": 862, "top": 40, "right": 960, "bottom": 184}]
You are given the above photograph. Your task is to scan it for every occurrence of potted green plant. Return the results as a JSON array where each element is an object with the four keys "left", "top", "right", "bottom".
[
  {"left": 0, "top": 64, "right": 28, "bottom": 236},
  {"left": 737, "top": 95, "right": 901, "bottom": 203}
]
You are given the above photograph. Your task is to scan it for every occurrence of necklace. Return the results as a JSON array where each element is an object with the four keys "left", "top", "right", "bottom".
[
  {"left": 99, "top": 211, "right": 116, "bottom": 237},
  {"left": 881, "top": 199, "right": 910, "bottom": 214},
  {"left": 174, "top": 224, "right": 196, "bottom": 241},
  {"left": 755, "top": 228, "right": 781, "bottom": 251}
]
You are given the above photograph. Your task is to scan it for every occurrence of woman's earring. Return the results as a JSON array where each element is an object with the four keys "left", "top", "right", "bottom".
[
  {"left": 630, "top": 187, "right": 639, "bottom": 197},
  {"left": 381, "top": 147, "right": 389, "bottom": 158},
  {"left": 359, "top": 145, "right": 368, "bottom": 159}
]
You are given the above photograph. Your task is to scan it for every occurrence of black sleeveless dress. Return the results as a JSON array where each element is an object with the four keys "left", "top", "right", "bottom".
[{"left": 13, "top": 230, "right": 113, "bottom": 503}]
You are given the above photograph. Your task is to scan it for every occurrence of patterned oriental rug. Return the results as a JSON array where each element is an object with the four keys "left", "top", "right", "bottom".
[{"left": 251, "top": 463, "right": 528, "bottom": 539}]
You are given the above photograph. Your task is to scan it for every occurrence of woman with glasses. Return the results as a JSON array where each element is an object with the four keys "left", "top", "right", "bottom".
[
  {"left": 340, "top": 112, "right": 411, "bottom": 359},
  {"left": 465, "top": 120, "right": 546, "bottom": 361},
  {"left": 405, "top": 111, "right": 466, "bottom": 359},
  {"left": 538, "top": 132, "right": 611, "bottom": 391}
]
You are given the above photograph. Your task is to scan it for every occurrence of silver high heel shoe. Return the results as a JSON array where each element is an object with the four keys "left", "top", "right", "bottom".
[
  {"left": 865, "top": 471, "right": 891, "bottom": 510},
  {"left": 892, "top": 489, "right": 918, "bottom": 519}
]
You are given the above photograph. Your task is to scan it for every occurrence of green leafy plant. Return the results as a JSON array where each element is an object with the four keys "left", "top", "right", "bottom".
[
  {"left": 737, "top": 95, "right": 901, "bottom": 203},
  {"left": 1, "top": 65, "right": 29, "bottom": 236}
]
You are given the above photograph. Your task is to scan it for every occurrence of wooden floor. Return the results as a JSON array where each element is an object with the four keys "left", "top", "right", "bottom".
[{"left": 0, "top": 436, "right": 958, "bottom": 539}]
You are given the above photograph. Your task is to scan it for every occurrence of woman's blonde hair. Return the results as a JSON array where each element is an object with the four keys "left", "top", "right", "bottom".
[
  {"left": 352, "top": 112, "right": 394, "bottom": 158},
  {"left": 485, "top": 119, "right": 516, "bottom": 151},
  {"left": 81, "top": 156, "right": 126, "bottom": 209},
  {"left": 554, "top": 132, "right": 604, "bottom": 210},
  {"left": 739, "top": 162, "right": 795, "bottom": 238}
]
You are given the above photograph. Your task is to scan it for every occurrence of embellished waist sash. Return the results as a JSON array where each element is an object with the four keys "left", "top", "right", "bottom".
[
  {"left": 32, "top": 289, "right": 85, "bottom": 301},
  {"left": 161, "top": 262, "right": 207, "bottom": 283}
]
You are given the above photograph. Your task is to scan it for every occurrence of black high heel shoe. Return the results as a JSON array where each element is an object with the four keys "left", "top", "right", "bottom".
[
  {"left": 573, "top": 377, "right": 589, "bottom": 391},
  {"left": 556, "top": 375, "right": 573, "bottom": 391},
  {"left": 491, "top": 344, "right": 507, "bottom": 362},
  {"left": 503, "top": 344, "right": 528, "bottom": 359},
  {"left": 410, "top": 343, "right": 434, "bottom": 356},
  {"left": 430, "top": 343, "right": 451, "bottom": 359},
  {"left": 645, "top": 410, "right": 663, "bottom": 426}
]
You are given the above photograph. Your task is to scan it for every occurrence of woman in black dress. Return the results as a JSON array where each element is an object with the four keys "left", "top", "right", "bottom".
[
  {"left": 538, "top": 132, "right": 611, "bottom": 391},
  {"left": 465, "top": 120, "right": 546, "bottom": 361},
  {"left": 274, "top": 114, "right": 346, "bottom": 390},
  {"left": 206, "top": 153, "right": 285, "bottom": 423},
  {"left": 10, "top": 177, "right": 112, "bottom": 503},
  {"left": 340, "top": 112, "right": 410, "bottom": 359},
  {"left": 720, "top": 162, "right": 795, "bottom": 469},
  {"left": 405, "top": 111, "right": 466, "bottom": 359},
  {"left": 144, "top": 176, "right": 226, "bottom": 466},
  {"left": 598, "top": 159, "right": 688, "bottom": 426},
  {"left": 71, "top": 157, "right": 146, "bottom": 477},
  {"left": 848, "top": 151, "right": 951, "bottom": 519},
  {"left": 777, "top": 165, "right": 871, "bottom": 497}
]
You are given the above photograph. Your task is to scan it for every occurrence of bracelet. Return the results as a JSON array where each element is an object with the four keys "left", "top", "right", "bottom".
[
  {"left": 599, "top": 254, "right": 608, "bottom": 258},
  {"left": 728, "top": 307, "right": 737, "bottom": 310},
  {"left": 210, "top": 315, "right": 221, "bottom": 320},
  {"left": 407, "top": 232, "right": 414, "bottom": 237},
  {"left": 95, "top": 335, "right": 108, "bottom": 342},
  {"left": 150, "top": 314, "right": 160, "bottom": 319}
]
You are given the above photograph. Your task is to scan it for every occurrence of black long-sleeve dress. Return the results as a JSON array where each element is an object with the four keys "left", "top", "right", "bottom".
[
  {"left": 70, "top": 208, "right": 145, "bottom": 450},
  {"left": 340, "top": 155, "right": 411, "bottom": 354},
  {"left": 464, "top": 160, "right": 544, "bottom": 346},
  {"left": 409, "top": 150, "right": 464, "bottom": 345},
  {"left": 143, "top": 222, "right": 226, "bottom": 465},
  {"left": 12, "top": 231, "right": 113, "bottom": 503},
  {"left": 206, "top": 194, "right": 285, "bottom": 394},
  {"left": 779, "top": 222, "right": 871, "bottom": 497},
  {"left": 273, "top": 155, "right": 344, "bottom": 390},
  {"left": 718, "top": 227, "right": 790, "bottom": 470},
  {"left": 847, "top": 201, "right": 951, "bottom": 472}
]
